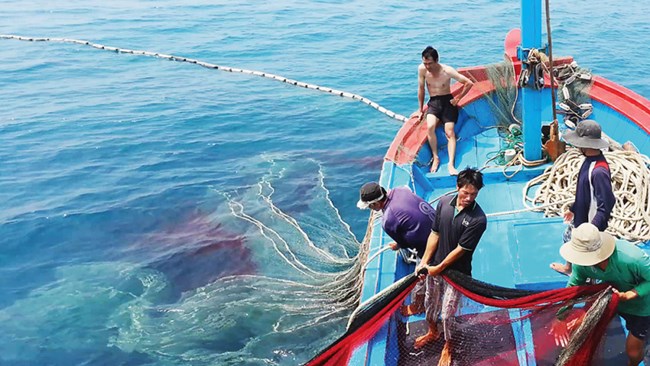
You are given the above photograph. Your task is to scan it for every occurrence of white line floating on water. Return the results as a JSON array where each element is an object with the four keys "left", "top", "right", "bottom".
[{"left": 1, "top": 34, "right": 408, "bottom": 124}]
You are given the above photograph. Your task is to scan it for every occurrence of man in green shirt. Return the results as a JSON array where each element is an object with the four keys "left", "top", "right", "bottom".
[{"left": 551, "top": 223, "right": 650, "bottom": 365}]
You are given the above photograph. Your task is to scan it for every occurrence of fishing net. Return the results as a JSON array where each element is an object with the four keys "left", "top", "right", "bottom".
[
  {"left": 484, "top": 59, "right": 521, "bottom": 133},
  {"left": 306, "top": 270, "right": 622, "bottom": 366},
  {"left": 456, "top": 59, "right": 536, "bottom": 171},
  {"left": 461, "top": 58, "right": 522, "bottom": 135}
]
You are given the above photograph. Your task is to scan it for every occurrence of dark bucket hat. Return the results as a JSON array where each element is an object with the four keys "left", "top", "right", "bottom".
[{"left": 562, "top": 119, "right": 609, "bottom": 150}]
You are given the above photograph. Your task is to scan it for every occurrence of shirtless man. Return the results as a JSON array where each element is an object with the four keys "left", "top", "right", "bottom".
[{"left": 418, "top": 46, "right": 474, "bottom": 175}]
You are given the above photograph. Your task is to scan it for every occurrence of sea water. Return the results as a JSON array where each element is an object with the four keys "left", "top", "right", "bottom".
[{"left": 1, "top": 1, "right": 648, "bottom": 365}]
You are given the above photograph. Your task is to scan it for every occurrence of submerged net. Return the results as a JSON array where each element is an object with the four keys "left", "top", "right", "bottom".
[{"left": 306, "top": 270, "right": 621, "bottom": 366}]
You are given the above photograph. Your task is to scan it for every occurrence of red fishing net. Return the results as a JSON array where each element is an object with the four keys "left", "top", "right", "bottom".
[{"left": 307, "top": 270, "right": 622, "bottom": 366}]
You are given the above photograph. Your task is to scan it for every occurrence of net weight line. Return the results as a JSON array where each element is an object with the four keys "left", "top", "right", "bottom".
[{"left": 1, "top": 34, "right": 408, "bottom": 124}]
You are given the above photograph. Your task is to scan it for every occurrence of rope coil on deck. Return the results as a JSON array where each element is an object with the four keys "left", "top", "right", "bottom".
[
  {"left": 524, "top": 148, "right": 650, "bottom": 243},
  {"left": 1, "top": 34, "right": 408, "bottom": 124}
]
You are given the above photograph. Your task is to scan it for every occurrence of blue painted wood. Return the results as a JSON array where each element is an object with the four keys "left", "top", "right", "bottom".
[
  {"left": 590, "top": 100, "right": 650, "bottom": 155},
  {"left": 354, "top": 82, "right": 650, "bottom": 365},
  {"left": 510, "top": 218, "right": 569, "bottom": 285},
  {"left": 520, "top": 0, "right": 544, "bottom": 161},
  {"left": 509, "top": 309, "right": 537, "bottom": 366}
]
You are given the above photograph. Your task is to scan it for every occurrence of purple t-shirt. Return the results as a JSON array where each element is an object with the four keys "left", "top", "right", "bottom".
[{"left": 382, "top": 187, "right": 436, "bottom": 258}]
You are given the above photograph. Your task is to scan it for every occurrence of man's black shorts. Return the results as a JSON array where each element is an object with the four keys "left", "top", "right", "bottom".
[
  {"left": 619, "top": 312, "right": 650, "bottom": 340},
  {"left": 426, "top": 94, "right": 458, "bottom": 123}
]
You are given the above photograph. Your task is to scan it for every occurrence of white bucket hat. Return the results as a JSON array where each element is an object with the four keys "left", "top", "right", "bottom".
[{"left": 559, "top": 223, "right": 616, "bottom": 266}]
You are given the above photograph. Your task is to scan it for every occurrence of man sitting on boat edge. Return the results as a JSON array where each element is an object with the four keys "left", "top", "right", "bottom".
[{"left": 417, "top": 46, "right": 474, "bottom": 176}]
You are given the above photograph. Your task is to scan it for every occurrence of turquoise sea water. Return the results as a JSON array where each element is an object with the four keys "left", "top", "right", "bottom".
[{"left": 1, "top": 1, "right": 649, "bottom": 365}]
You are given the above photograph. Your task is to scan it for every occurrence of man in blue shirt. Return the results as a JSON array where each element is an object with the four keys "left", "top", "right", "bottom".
[{"left": 551, "top": 120, "right": 615, "bottom": 276}]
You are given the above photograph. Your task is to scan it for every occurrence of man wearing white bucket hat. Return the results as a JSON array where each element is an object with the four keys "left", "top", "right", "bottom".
[
  {"left": 356, "top": 183, "right": 436, "bottom": 261},
  {"left": 551, "top": 223, "right": 650, "bottom": 365},
  {"left": 551, "top": 119, "right": 615, "bottom": 276},
  {"left": 357, "top": 182, "right": 437, "bottom": 316}
]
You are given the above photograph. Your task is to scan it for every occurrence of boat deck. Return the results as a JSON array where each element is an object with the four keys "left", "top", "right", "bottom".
[
  {"left": 353, "top": 126, "right": 649, "bottom": 366},
  {"left": 420, "top": 127, "right": 576, "bottom": 289},
  {"left": 396, "top": 315, "right": 628, "bottom": 365}
]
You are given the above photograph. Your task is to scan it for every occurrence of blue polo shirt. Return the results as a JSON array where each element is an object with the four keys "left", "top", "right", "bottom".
[{"left": 431, "top": 194, "right": 487, "bottom": 275}]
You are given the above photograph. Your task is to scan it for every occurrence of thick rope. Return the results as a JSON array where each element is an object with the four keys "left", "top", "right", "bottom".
[
  {"left": 0, "top": 34, "right": 408, "bottom": 124},
  {"left": 524, "top": 148, "right": 650, "bottom": 243}
]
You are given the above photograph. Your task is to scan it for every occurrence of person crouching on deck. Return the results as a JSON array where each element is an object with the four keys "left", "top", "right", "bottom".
[
  {"left": 356, "top": 182, "right": 436, "bottom": 316},
  {"left": 414, "top": 167, "right": 487, "bottom": 366},
  {"left": 551, "top": 223, "right": 650, "bottom": 366}
]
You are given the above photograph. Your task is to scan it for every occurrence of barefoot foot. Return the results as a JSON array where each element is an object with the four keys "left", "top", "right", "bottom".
[
  {"left": 438, "top": 342, "right": 452, "bottom": 366},
  {"left": 414, "top": 330, "right": 440, "bottom": 349},
  {"left": 400, "top": 304, "right": 424, "bottom": 316},
  {"left": 430, "top": 157, "right": 440, "bottom": 173},
  {"left": 447, "top": 164, "right": 458, "bottom": 176}
]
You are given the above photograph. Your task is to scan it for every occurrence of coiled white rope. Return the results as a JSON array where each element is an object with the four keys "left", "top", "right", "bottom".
[
  {"left": 1, "top": 34, "right": 408, "bottom": 124},
  {"left": 524, "top": 148, "right": 650, "bottom": 243}
]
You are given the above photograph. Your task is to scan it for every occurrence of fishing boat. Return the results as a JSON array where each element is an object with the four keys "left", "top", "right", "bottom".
[{"left": 307, "top": 1, "right": 650, "bottom": 365}]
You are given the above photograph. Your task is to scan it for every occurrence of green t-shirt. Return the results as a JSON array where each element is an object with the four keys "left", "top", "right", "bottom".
[{"left": 567, "top": 241, "right": 650, "bottom": 316}]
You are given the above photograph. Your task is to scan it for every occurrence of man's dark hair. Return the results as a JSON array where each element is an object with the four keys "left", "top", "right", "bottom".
[
  {"left": 421, "top": 46, "right": 439, "bottom": 62},
  {"left": 456, "top": 167, "right": 484, "bottom": 190}
]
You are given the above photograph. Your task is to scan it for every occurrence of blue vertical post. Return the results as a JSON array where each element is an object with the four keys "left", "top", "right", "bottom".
[{"left": 520, "top": 0, "right": 543, "bottom": 161}]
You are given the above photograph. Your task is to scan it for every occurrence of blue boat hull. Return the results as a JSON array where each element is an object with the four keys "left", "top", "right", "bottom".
[{"left": 352, "top": 29, "right": 650, "bottom": 366}]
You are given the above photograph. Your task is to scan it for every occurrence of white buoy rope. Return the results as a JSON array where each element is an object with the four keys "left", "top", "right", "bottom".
[
  {"left": 1, "top": 34, "right": 408, "bottom": 124},
  {"left": 524, "top": 148, "right": 650, "bottom": 243}
]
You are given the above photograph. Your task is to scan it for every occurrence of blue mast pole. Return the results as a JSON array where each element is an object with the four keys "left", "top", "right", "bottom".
[{"left": 520, "top": 0, "right": 543, "bottom": 161}]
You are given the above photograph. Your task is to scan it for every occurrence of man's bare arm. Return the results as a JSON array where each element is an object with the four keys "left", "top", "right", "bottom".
[
  {"left": 417, "top": 231, "right": 439, "bottom": 273},
  {"left": 427, "top": 245, "right": 466, "bottom": 276},
  {"left": 447, "top": 66, "right": 474, "bottom": 105},
  {"left": 418, "top": 65, "right": 427, "bottom": 115}
]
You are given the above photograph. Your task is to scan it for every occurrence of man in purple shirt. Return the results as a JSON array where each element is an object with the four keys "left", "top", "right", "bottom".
[
  {"left": 551, "top": 120, "right": 616, "bottom": 276},
  {"left": 357, "top": 182, "right": 436, "bottom": 314}
]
